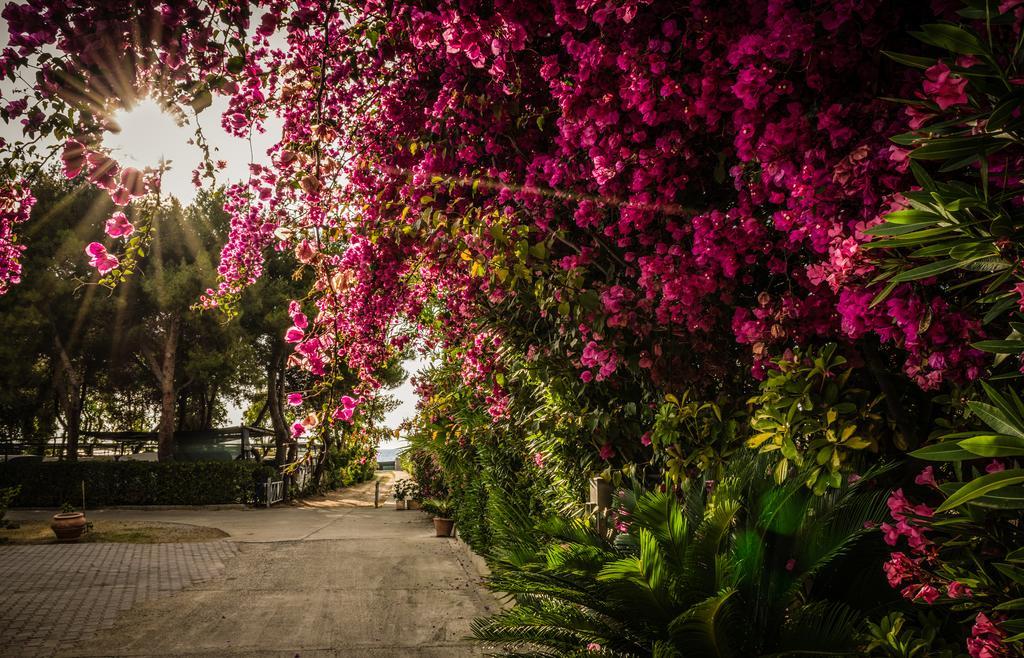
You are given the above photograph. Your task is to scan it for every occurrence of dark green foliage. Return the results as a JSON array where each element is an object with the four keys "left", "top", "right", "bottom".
[
  {"left": 402, "top": 447, "right": 448, "bottom": 499},
  {"left": 0, "top": 461, "right": 276, "bottom": 507},
  {"left": 473, "top": 458, "right": 896, "bottom": 657}
]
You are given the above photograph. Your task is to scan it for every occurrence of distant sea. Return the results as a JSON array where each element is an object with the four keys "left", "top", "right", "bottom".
[{"left": 376, "top": 446, "right": 406, "bottom": 463}]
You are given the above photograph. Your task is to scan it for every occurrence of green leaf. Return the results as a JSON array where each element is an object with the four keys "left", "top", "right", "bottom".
[
  {"left": 869, "top": 280, "right": 899, "bottom": 308},
  {"left": 890, "top": 259, "right": 961, "bottom": 283},
  {"left": 983, "top": 296, "right": 1017, "bottom": 324},
  {"left": 910, "top": 161, "right": 937, "bottom": 192},
  {"left": 882, "top": 51, "right": 942, "bottom": 69},
  {"left": 910, "top": 441, "right": 977, "bottom": 461},
  {"left": 958, "top": 435, "right": 1024, "bottom": 458},
  {"left": 972, "top": 340, "right": 1024, "bottom": 354},
  {"left": 226, "top": 55, "right": 246, "bottom": 75},
  {"left": 936, "top": 469, "right": 1024, "bottom": 512},
  {"left": 882, "top": 209, "right": 943, "bottom": 225},
  {"left": 189, "top": 89, "right": 213, "bottom": 113},
  {"left": 988, "top": 95, "right": 1023, "bottom": 131},
  {"left": 995, "top": 562, "right": 1024, "bottom": 585},
  {"left": 909, "top": 136, "right": 1003, "bottom": 161},
  {"left": 913, "top": 24, "right": 987, "bottom": 55},
  {"left": 968, "top": 401, "right": 1024, "bottom": 439},
  {"left": 864, "top": 222, "right": 940, "bottom": 237},
  {"left": 938, "top": 482, "right": 1024, "bottom": 509},
  {"left": 865, "top": 227, "right": 954, "bottom": 249},
  {"left": 959, "top": 257, "right": 1012, "bottom": 273}
]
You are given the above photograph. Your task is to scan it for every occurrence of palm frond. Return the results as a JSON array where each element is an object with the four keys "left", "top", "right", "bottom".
[{"left": 666, "top": 588, "right": 742, "bottom": 658}]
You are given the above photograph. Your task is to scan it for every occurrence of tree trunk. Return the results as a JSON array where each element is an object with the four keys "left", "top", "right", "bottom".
[
  {"left": 266, "top": 339, "right": 296, "bottom": 496},
  {"left": 268, "top": 340, "right": 289, "bottom": 468},
  {"left": 143, "top": 314, "right": 181, "bottom": 462},
  {"left": 158, "top": 314, "right": 180, "bottom": 461},
  {"left": 52, "top": 335, "right": 84, "bottom": 461},
  {"left": 203, "top": 385, "right": 217, "bottom": 430}
]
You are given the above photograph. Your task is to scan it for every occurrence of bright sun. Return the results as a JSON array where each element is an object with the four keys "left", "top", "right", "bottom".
[
  {"left": 98, "top": 95, "right": 282, "bottom": 204},
  {"left": 103, "top": 98, "right": 191, "bottom": 172}
]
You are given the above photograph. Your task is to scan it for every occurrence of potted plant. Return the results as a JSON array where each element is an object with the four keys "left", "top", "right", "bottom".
[
  {"left": 422, "top": 498, "right": 455, "bottom": 537},
  {"left": 51, "top": 502, "right": 87, "bottom": 542},
  {"left": 392, "top": 478, "right": 419, "bottom": 510}
]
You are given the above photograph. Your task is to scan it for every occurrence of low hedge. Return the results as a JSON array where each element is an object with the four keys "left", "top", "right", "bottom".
[{"left": 0, "top": 460, "right": 277, "bottom": 508}]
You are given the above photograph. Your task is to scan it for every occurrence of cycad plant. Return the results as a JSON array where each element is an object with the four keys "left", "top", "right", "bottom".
[{"left": 473, "top": 458, "right": 893, "bottom": 657}]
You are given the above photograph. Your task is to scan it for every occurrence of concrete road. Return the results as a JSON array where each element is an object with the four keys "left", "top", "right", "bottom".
[{"left": 4, "top": 472, "right": 499, "bottom": 657}]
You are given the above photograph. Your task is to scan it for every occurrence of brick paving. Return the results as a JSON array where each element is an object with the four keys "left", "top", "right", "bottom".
[{"left": 0, "top": 541, "right": 238, "bottom": 657}]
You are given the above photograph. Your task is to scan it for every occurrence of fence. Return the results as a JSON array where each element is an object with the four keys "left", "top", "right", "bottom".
[{"left": 262, "top": 478, "right": 285, "bottom": 507}]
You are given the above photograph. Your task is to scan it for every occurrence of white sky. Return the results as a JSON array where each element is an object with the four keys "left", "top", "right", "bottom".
[{"left": 0, "top": 19, "right": 423, "bottom": 443}]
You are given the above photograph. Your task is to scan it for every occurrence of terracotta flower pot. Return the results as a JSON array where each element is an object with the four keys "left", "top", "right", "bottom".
[
  {"left": 433, "top": 517, "right": 455, "bottom": 537},
  {"left": 407, "top": 499, "right": 421, "bottom": 510},
  {"left": 51, "top": 512, "right": 87, "bottom": 542},
  {"left": 395, "top": 499, "right": 406, "bottom": 510}
]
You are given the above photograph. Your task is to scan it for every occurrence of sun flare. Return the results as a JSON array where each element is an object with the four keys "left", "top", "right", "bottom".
[{"left": 103, "top": 98, "right": 187, "bottom": 170}]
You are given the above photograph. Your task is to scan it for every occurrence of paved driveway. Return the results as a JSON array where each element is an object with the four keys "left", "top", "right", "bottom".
[
  {"left": 1, "top": 473, "right": 498, "bottom": 657},
  {"left": 0, "top": 542, "right": 237, "bottom": 657}
]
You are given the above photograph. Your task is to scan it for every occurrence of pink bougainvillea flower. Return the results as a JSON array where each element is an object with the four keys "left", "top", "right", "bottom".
[
  {"left": 947, "top": 581, "right": 973, "bottom": 599},
  {"left": 904, "top": 583, "right": 940, "bottom": 604},
  {"left": 340, "top": 395, "right": 356, "bottom": 409},
  {"left": 533, "top": 452, "right": 544, "bottom": 468},
  {"left": 586, "top": 644, "right": 602, "bottom": 652},
  {"left": 284, "top": 326, "right": 304, "bottom": 343},
  {"left": 119, "top": 167, "right": 146, "bottom": 197},
  {"left": 883, "top": 552, "right": 919, "bottom": 587},
  {"left": 333, "top": 406, "right": 354, "bottom": 422},
  {"left": 299, "top": 174, "right": 322, "bottom": 195},
  {"left": 287, "top": 392, "right": 303, "bottom": 406},
  {"left": 1014, "top": 282, "right": 1024, "bottom": 313},
  {"left": 61, "top": 139, "right": 87, "bottom": 179},
  {"left": 580, "top": 370, "right": 594, "bottom": 383},
  {"left": 968, "top": 612, "right": 1006, "bottom": 658},
  {"left": 923, "top": 62, "right": 969, "bottom": 110},
  {"left": 84, "top": 242, "right": 118, "bottom": 274},
  {"left": 640, "top": 431, "right": 652, "bottom": 447},
  {"left": 104, "top": 211, "right": 134, "bottom": 238},
  {"left": 295, "top": 239, "right": 316, "bottom": 263},
  {"left": 914, "top": 466, "right": 937, "bottom": 488},
  {"left": 986, "top": 460, "right": 1006, "bottom": 473},
  {"left": 85, "top": 242, "right": 106, "bottom": 257},
  {"left": 598, "top": 443, "right": 615, "bottom": 460},
  {"left": 292, "top": 312, "right": 308, "bottom": 329},
  {"left": 785, "top": 558, "right": 796, "bottom": 572},
  {"left": 290, "top": 421, "right": 305, "bottom": 438},
  {"left": 109, "top": 187, "right": 131, "bottom": 206}
]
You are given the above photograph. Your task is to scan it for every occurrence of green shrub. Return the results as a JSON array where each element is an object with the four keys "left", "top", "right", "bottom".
[
  {"left": 421, "top": 497, "right": 454, "bottom": 518},
  {"left": 0, "top": 460, "right": 276, "bottom": 507},
  {"left": 0, "top": 485, "right": 19, "bottom": 523},
  {"left": 403, "top": 447, "right": 448, "bottom": 499},
  {"left": 474, "top": 458, "right": 895, "bottom": 656},
  {"left": 310, "top": 443, "right": 376, "bottom": 494}
]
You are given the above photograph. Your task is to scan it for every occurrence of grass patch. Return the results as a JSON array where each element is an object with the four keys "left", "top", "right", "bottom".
[{"left": 0, "top": 519, "right": 228, "bottom": 544}]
